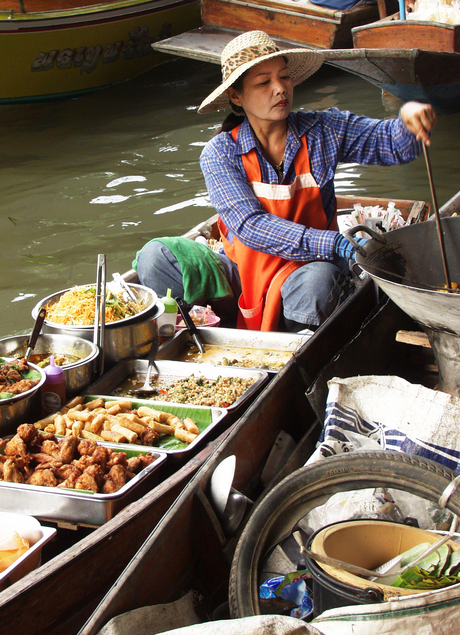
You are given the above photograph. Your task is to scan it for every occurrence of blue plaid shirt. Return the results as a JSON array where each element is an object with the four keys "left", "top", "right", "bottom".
[{"left": 200, "top": 108, "right": 421, "bottom": 262}]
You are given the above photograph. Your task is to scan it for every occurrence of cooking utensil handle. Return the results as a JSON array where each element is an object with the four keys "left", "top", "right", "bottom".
[
  {"left": 94, "top": 254, "right": 106, "bottom": 376},
  {"left": 175, "top": 297, "right": 205, "bottom": 354},
  {"left": 343, "top": 225, "right": 384, "bottom": 255},
  {"left": 25, "top": 307, "right": 46, "bottom": 360},
  {"left": 145, "top": 338, "right": 159, "bottom": 384},
  {"left": 423, "top": 143, "right": 452, "bottom": 290}
]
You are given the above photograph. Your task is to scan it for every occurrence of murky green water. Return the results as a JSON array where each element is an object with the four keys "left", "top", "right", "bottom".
[{"left": 2, "top": 57, "right": 459, "bottom": 337}]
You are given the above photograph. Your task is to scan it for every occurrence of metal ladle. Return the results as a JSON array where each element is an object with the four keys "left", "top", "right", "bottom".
[
  {"left": 132, "top": 339, "right": 159, "bottom": 396},
  {"left": 25, "top": 307, "right": 46, "bottom": 361}
]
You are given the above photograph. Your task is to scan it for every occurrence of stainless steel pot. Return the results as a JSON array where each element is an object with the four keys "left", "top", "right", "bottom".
[
  {"left": 345, "top": 216, "right": 460, "bottom": 395},
  {"left": 31, "top": 284, "right": 163, "bottom": 370},
  {"left": 0, "top": 360, "right": 46, "bottom": 435},
  {"left": 0, "top": 334, "right": 99, "bottom": 398}
]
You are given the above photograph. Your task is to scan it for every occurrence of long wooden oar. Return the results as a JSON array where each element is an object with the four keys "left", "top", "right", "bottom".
[{"left": 423, "top": 142, "right": 453, "bottom": 291}]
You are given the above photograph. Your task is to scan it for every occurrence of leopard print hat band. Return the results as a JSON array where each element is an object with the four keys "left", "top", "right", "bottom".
[{"left": 198, "top": 31, "right": 324, "bottom": 114}]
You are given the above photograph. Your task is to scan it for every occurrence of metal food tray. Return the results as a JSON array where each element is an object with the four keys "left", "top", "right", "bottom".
[
  {"left": 0, "top": 444, "right": 167, "bottom": 528},
  {"left": 84, "top": 358, "right": 268, "bottom": 412},
  {"left": 157, "top": 327, "right": 311, "bottom": 373},
  {"left": 82, "top": 394, "right": 228, "bottom": 462}
]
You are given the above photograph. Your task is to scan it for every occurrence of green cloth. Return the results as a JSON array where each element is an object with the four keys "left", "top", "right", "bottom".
[{"left": 132, "top": 237, "right": 233, "bottom": 305}]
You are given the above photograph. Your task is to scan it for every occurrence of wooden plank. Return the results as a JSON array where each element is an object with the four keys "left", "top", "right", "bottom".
[{"left": 396, "top": 330, "right": 432, "bottom": 348}]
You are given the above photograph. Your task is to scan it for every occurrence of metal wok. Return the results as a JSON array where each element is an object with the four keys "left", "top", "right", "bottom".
[{"left": 345, "top": 216, "right": 460, "bottom": 395}]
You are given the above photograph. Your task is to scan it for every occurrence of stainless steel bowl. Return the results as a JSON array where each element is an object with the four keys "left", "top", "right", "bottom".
[
  {"left": 32, "top": 283, "right": 158, "bottom": 329},
  {"left": 0, "top": 360, "right": 46, "bottom": 435},
  {"left": 31, "top": 284, "right": 163, "bottom": 369},
  {"left": 0, "top": 334, "right": 99, "bottom": 398}
]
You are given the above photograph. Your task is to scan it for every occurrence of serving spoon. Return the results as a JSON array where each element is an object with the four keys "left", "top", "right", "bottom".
[
  {"left": 25, "top": 307, "right": 46, "bottom": 362},
  {"left": 132, "top": 339, "right": 159, "bottom": 396}
]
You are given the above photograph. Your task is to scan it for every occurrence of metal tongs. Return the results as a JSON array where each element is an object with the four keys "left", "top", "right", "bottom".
[
  {"left": 112, "top": 272, "right": 139, "bottom": 307},
  {"left": 175, "top": 297, "right": 205, "bottom": 354},
  {"left": 94, "top": 254, "right": 106, "bottom": 376}
]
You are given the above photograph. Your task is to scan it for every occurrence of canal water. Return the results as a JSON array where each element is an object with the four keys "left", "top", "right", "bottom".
[{"left": 2, "top": 56, "right": 460, "bottom": 337}]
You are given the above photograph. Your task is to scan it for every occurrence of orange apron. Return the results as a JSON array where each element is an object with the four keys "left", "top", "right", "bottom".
[{"left": 218, "top": 125, "right": 338, "bottom": 331}]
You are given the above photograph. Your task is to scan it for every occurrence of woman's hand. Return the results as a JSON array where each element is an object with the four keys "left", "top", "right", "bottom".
[{"left": 400, "top": 102, "right": 437, "bottom": 145}]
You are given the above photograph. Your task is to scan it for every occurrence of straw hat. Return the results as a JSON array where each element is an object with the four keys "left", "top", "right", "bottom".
[{"left": 198, "top": 30, "right": 324, "bottom": 114}]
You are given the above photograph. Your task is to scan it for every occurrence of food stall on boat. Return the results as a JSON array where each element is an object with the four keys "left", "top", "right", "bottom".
[{"left": 3, "top": 192, "right": 460, "bottom": 633}]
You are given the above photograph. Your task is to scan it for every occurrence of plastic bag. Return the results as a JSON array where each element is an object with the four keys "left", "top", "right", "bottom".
[{"left": 260, "top": 571, "right": 314, "bottom": 620}]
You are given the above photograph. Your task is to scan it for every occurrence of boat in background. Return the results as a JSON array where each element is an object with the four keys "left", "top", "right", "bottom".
[
  {"left": 152, "top": 5, "right": 460, "bottom": 115},
  {"left": 0, "top": 0, "right": 200, "bottom": 103},
  {"left": 324, "top": 14, "right": 460, "bottom": 114},
  {"left": 151, "top": 0, "right": 396, "bottom": 61}
]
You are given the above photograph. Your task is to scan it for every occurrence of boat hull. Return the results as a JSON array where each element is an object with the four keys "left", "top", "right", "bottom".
[
  {"left": 0, "top": 0, "right": 200, "bottom": 103},
  {"left": 324, "top": 47, "right": 460, "bottom": 115}
]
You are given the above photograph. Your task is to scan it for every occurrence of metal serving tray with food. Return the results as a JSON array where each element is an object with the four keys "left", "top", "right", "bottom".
[
  {"left": 34, "top": 392, "right": 228, "bottom": 463},
  {"left": 157, "top": 327, "right": 311, "bottom": 373},
  {"left": 0, "top": 424, "right": 167, "bottom": 527},
  {"left": 84, "top": 359, "right": 268, "bottom": 412}
]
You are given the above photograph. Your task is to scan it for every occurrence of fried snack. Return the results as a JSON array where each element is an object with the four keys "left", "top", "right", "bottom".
[
  {"left": 33, "top": 397, "right": 200, "bottom": 446},
  {"left": 183, "top": 418, "right": 200, "bottom": 435},
  {"left": 174, "top": 427, "right": 198, "bottom": 444},
  {"left": 85, "top": 397, "right": 105, "bottom": 410}
]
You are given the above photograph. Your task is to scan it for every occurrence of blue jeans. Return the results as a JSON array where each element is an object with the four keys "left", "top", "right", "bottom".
[{"left": 136, "top": 240, "right": 349, "bottom": 331}]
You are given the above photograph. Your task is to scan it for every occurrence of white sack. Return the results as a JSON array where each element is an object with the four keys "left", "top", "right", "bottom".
[
  {"left": 312, "top": 582, "right": 460, "bottom": 635},
  {"left": 308, "top": 375, "right": 460, "bottom": 472}
]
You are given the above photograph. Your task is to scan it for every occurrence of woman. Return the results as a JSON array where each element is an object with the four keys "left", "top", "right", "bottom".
[{"left": 135, "top": 30, "right": 436, "bottom": 332}]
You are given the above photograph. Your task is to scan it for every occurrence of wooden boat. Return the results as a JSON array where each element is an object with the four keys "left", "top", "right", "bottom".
[
  {"left": 324, "top": 15, "right": 460, "bottom": 114},
  {"left": 78, "top": 194, "right": 460, "bottom": 635},
  {"left": 152, "top": 6, "right": 460, "bottom": 116},
  {"left": 151, "top": 0, "right": 397, "bottom": 60},
  {"left": 0, "top": 0, "right": 200, "bottom": 103},
  {"left": 0, "top": 192, "right": 435, "bottom": 634}
]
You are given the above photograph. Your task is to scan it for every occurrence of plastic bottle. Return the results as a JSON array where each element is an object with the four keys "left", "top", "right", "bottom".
[
  {"left": 157, "top": 289, "right": 178, "bottom": 344},
  {"left": 40, "top": 356, "right": 67, "bottom": 416}
]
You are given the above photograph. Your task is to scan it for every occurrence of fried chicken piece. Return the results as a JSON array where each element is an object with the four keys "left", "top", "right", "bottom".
[
  {"left": 126, "top": 455, "right": 142, "bottom": 472},
  {"left": 27, "top": 469, "right": 58, "bottom": 488},
  {"left": 74, "top": 471, "right": 99, "bottom": 493},
  {"left": 91, "top": 445, "right": 109, "bottom": 471},
  {"left": 84, "top": 464, "right": 106, "bottom": 490},
  {"left": 77, "top": 439, "right": 97, "bottom": 456},
  {"left": 102, "top": 464, "right": 128, "bottom": 493},
  {"left": 40, "top": 439, "right": 60, "bottom": 459},
  {"left": 72, "top": 454, "right": 95, "bottom": 472},
  {"left": 58, "top": 436, "right": 79, "bottom": 464},
  {"left": 106, "top": 451, "right": 128, "bottom": 468},
  {"left": 34, "top": 460, "right": 62, "bottom": 471},
  {"left": 56, "top": 464, "right": 82, "bottom": 481},
  {"left": 126, "top": 453, "right": 156, "bottom": 473},
  {"left": 16, "top": 423, "right": 41, "bottom": 446},
  {"left": 6, "top": 379, "right": 38, "bottom": 394},
  {"left": 6, "top": 368, "right": 22, "bottom": 383},
  {"left": 139, "top": 427, "right": 160, "bottom": 446},
  {"left": 40, "top": 433, "right": 58, "bottom": 443},
  {"left": 4, "top": 435, "right": 28, "bottom": 457},
  {"left": 32, "top": 452, "right": 61, "bottom": 465},
  {"left": 3, "top": 458, "right": 24, "bottom": 483}
]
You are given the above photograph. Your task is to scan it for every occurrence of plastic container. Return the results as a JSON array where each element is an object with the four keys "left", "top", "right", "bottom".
[
  {"left": 40, "top": 356, "right": 67, "bottom": 416},
  {"left": 157, "top": 289, "right": 178, "bottom": 344}
]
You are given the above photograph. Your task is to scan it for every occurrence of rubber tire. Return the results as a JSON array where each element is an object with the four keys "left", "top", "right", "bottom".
[{"left": 229, "top": 451, "right": 460, "bottom": 618}]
